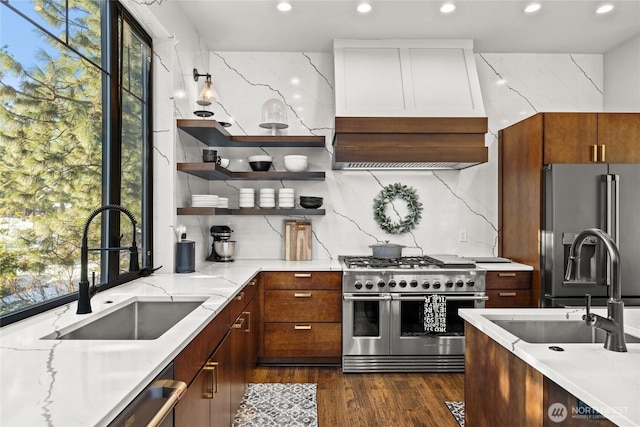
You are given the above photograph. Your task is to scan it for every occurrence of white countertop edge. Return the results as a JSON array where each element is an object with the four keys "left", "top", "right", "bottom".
[
  {"left": 475, "top": 261, "right": 534, "bottom": 271},
  {"left": 460, "top": 308, "right": 640, "bottom": 427}
]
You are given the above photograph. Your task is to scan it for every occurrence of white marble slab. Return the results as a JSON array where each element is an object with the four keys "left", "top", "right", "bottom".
[
  {"left": 0, "top": 260, "right": 338, "bottom": 427},
  {"left": 460, "top": 307, "right": 640, "bottom": 427},
  {"left": 476, "top": 261, "right": 534, "bottom": 271}
]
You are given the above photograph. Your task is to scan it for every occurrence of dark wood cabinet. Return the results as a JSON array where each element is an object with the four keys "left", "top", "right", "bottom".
[
  {"left": 485, "top": 271, "right": 533, "bottom": 308},
  {"left": 498, "top": 112, "right": 640, "bottom": 306},
  {"left": 174, "top": 277, "right": 259, "bottom": 426},
  {"left": 260, "top": 271, "right": 342, "bottom": 364}
]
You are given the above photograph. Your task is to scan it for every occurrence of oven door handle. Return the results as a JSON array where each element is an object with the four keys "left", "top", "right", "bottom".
[
  {"left": 391, "top": 294, "right": 488, "bottom": 302},
  {"left": 343, "top": 294, "right": 392, "bottom": 301}
]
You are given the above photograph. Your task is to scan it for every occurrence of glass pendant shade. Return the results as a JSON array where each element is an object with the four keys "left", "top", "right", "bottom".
[
  {"left": 196, "top": 79, "right": 214, "bottom": 106},
  {"left": 259, "top": 98, "right": 288, "bottom": 135}
]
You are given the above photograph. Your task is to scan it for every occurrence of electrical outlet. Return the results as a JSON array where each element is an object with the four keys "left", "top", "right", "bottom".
[{"left": 459, "top": 229, "right": 467, "bottom": 242}]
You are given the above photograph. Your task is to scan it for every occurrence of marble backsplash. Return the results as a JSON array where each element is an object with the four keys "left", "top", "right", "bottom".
[{"left": 124, "top": 0, "right": 603, "bottom": 270}]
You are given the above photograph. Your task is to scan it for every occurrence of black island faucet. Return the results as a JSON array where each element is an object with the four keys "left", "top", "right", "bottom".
[
  {"left": 565, "top": 228, "right": 627, "bottom": 352},
  {"left": 77, "top": 204, "right": 139, "bottom": 314}
]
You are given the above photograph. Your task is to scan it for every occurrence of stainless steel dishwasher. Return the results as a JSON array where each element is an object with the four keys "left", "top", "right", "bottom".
[{"left": 108, "top": 363, "right": 186, "bottom": 427}]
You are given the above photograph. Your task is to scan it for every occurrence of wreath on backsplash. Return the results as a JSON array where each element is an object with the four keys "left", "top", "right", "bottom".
[{"left": 373, "top": 183, "right": 423, "bottom": 234}]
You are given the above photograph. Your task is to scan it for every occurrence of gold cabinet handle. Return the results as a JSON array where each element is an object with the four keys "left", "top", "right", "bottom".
[
  {"left": 590, "top": 144, "right": 598, "bottom": 162},
  {"left": 294, "top": 292, "right": 312, "bottom": 298},
  {"left": 248, "top": 279, "right": 257, "bottom": 286},
  {"left": 599, "top": 144, "right": 606, "bottom": 162},
  {"left": 235, "top": 291, "right": 244, "bottom": 301},
  {"left": 242, "top": 311, "right": 251, "bottom": 333},
  {"left": 294, "top": 324, "right": 312, "bottom": 330},
  {"left": 203, "top": 362, "right": 219, "bottom": 398},
  {"left": 231, "top": 317, "right": 245, "bottom": 329},
  {"left": 294, "top": 273, "right": 312, "bottom": 278},
  {"left": 498, "top": 292, "right": 517, "bottom": 297},
  {"left": 497, "top": 272, "right": 516, "bottom": 277}
]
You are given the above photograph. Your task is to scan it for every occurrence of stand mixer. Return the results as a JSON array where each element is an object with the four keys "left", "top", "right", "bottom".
[{"left": 207, "top": 225, "right": 235, "bottom": 262}]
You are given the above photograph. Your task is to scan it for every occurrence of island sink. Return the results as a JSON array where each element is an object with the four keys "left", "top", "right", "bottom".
[
  {"left": 42, "top": 297, "right": 208, "bottom": 340},
  {"left": 490, "top": 319, "right": 640, "bottom": 344}
]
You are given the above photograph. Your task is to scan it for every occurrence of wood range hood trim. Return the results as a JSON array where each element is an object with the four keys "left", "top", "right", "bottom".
[{"left": 332, "top": 116, "right": 489, "bottom": 170}]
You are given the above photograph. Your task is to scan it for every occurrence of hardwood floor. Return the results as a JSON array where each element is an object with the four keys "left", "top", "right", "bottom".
[{"left": 250, "top": 366, "right": 464, "bottom": 427}]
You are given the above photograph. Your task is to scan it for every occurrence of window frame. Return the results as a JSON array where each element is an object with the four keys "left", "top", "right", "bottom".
[{"left": 0, "top": 0, "right": 154, "bottom": 326}]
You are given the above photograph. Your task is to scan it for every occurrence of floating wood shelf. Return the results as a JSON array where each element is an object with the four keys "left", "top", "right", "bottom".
[
  {"left": 177, "top": 207, "right": 325, "bottom": 216},
  {"left": 177, "top": 119, "right": 325, "bottom": 147},
  {"left": 177, "top": 163, "right": 325, "bottom": 181}
]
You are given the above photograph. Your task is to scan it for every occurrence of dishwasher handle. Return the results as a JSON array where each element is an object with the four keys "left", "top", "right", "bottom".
[{"left": 146, "top": 380, "right": 187, "bottom": 427}]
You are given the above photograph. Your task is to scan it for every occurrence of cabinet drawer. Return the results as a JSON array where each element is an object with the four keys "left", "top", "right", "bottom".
[
  {"left": 486, "top": 271, "right": 532, "bottom": 290},
  {"left": 263, "top": 271, "right": 341, "bottom": 290},
  {"left": 486, "top": 289, "right": 532, "bottom": 308},
  {"left": 264, "top": 322, "right": 341, "bottom": 357},
  {"left": 264, "top": 290, "right": 341, "bottom": 322}
]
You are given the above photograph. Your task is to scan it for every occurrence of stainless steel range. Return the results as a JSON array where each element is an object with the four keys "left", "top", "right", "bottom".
[{"left": 340, "top": 255, "right": 486, "bottom": 373}]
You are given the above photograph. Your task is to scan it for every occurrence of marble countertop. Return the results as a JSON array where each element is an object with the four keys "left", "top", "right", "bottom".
[
  {"left": 0, "top": 259, "right": 340, "bottom": 427},
  {"left": 475, "top": 261, "right": 533, "bottom": 271},
  {"left": 460, "top": 307, "right": 640, "bottom": 427}
]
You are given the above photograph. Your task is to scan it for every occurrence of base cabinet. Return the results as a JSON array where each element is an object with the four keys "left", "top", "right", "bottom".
[
  {"left": 174, "top": 277, "right": 259, "bottom": 426},
  {"left": 485, "top": 271, "right": 533, "bottom": 307},
  {"left": 260, "top": 271, "right": 342, "bottom": 364}
]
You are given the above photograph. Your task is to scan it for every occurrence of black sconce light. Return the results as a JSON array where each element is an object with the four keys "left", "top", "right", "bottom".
[{"left": 193, "top": 68, "right": 214, "bottom": 118}]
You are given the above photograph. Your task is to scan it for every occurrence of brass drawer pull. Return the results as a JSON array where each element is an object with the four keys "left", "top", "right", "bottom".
[
  {"left": 248, "top": 280, "right": 257, "bottom": 286},
  {"left": 498, "top": 292, "right": 517, "bottom": 297},
  {"left": 497, "top": 272, "right": 516, "bottom": 277},
  {"left": 243, "top": 311, "right": 251, "bottom": 333},
  {"left": 599, "top": 144, "right": 606, "bottom": 162},
  {"left": 235, "top": 291, "right": 244, "bottom": 301},
  {"left": 203, "top": 361, "right": 219, "bottom": 398},
  {"left": 590, "top": 144, "right": 598, "bottom": 162},
  {"left": 294, "top": 273, "right": 312, "bottom": 278},
  {"left": 231, "top": 317, "right": 245, "bottom": 329},
  {"left": 294, "top": 292, "right": 312, "bottom": 298},
  {"left": 294, "top": 324, "right": 312, "bottom": 330}
]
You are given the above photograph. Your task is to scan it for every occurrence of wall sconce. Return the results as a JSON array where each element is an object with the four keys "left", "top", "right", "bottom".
[{"left": 193, "top": 68, "right": 214, "bottom": 118}]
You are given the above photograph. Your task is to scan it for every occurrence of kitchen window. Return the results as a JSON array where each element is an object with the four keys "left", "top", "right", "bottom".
[{"left": 0, "top": 0, "right": 153, "bottom": 325}]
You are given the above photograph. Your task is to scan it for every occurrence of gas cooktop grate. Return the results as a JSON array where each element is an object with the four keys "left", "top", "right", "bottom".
[{"left": 341, "top": 255, "right": 446, "bottom": 269}]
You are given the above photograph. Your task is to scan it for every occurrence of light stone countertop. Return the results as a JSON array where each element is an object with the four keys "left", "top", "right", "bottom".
[
  {"left": 459, "top": 307, "right": 640, "bottom": 427},
  {"left": 475, "top": 261, "right": 534, "bottom": 271},
  {"left": 0, "top": 259, "right": 340, "bottom": 427}
]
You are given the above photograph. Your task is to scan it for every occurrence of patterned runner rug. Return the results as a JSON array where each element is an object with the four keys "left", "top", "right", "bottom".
[
  {"left": 445, "top": 401, "right": 465, "bottom": 427},
  {"left": 233, "top": 383, "right": 318, "bottom": 427}
]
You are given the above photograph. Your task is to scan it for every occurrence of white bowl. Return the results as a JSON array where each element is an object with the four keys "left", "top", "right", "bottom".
[
  {"left": 219, "top": 158, "right": 230, "bottom": 168},
  {"left": 248, "top": 154, "right": 273, "bottom": 162},
  {"left": 284, "top": 155, "right": 308, "bottom": 172},
  {"left": 259, "top": 188, "right": 275, "bottom": 194},
  {"left": 278, "top": 188, "right": 295, "bottom": 194}
]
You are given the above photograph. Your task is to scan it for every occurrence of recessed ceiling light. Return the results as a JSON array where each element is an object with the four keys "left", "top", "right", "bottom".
[
  {"left": 357, "top": 2, "right": 372, "bottom": 13},
  {"left": 276, "top": 1, "right": 292, "bottom": 12},
  {"left": 524, "top": 3, "right": 541, "bottom": 13},
  {"left": 440, "top": 2, "right": 456, "bottom": 13},
  {"left": 595, "top": 4, "right": 614, "bottom": 14}
]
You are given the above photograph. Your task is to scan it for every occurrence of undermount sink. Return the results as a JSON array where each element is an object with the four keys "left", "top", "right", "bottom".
[
  {"left": 42, "top": 297, "right": 208, "bottom": 340},
  {"left": 490, "top": 319, "right": 640, "bottom": 344}
]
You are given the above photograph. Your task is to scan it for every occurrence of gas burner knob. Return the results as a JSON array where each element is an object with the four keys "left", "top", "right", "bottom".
[
  {"left": 388, "top": 280, "right": 397, "bottom": 288},
  {"left": 445, "top": 280, "right": 454, "bottom": 288},
  {"left": 354, "top": 281, "right": 363, "bottom": 289},
  {"left": 433, "top": 281, "right": 441, "bottom": 289},
  {"left": 378, "top": 280, "right": 386, "bottom": 288},
  {"left": 399, "top": 280, "right": 407, "bottom": 288},
  {"left": 466, "top": 280, "right": 475, "bottom": 287},
  {"left": 456, "top": 280, "right": 464, "bottom": 288},
  {"left": 410, "top": 280, "right": 418, "bottom": 288},
  {"left": 365, "top": 281, "right": 374, "bottom": 290},
  {"left": 421, "top": 281, "right": 430, "bottom": 289}
]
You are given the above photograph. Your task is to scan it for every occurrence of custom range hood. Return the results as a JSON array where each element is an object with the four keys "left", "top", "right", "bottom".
[{"left": 332, "top": 39, "right": 488, "bottom": 170}]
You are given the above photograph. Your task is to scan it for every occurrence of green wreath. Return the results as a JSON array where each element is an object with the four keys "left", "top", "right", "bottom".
[{"left": 373, "top": 183, "right": 423, "bottom": 234}]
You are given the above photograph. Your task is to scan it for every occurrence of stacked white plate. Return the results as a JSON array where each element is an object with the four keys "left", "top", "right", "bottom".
[
  {"left": 191, "top": 194, "right": 218, "bottom": 207},
  {"left": 239, "top": 188, "right": 255, "bottom": 208},
  {"left": 278, "top": 188, "right": 295, "bottom": 209},
  {"left": 218, "top": 197, "right": 229, "bottom": 208},
  {"left": 259, "top": 188, "right": 275, "bottom": 209}
]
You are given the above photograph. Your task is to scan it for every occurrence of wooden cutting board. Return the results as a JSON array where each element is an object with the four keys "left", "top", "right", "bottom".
[{"left": 283, "top": 220, "right": 312, "bottom": 261}]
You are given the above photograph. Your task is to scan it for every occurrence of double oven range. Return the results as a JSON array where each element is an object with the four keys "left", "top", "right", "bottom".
[{"left": 340, "top": 255, "right": 486, "bottom": 373}]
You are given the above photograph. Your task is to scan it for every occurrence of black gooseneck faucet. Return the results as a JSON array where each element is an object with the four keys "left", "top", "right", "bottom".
[{"left": 77, "top": 204, "right": 139, "bottom": 314}]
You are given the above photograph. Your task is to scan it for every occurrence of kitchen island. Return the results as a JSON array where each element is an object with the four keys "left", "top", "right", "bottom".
[
  {"left": 460, "top": 307, "right": 640, "bottom": 427},
  {"left": 0, "top": 259, "right": 340, "bottom": 427}
]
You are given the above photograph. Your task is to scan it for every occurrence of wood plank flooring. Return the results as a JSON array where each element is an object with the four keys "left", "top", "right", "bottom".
[{"left": 250, "top": 366, "right": 464, "bottom": 427}]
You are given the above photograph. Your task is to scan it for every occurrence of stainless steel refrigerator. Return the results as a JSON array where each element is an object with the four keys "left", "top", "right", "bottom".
[{"left": 541, "top": 163, "right": 640, "bottom": 307}]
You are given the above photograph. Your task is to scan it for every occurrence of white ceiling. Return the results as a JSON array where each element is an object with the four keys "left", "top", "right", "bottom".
[{"left": 178, "top": 0, "right": 640, "bottom": 54}]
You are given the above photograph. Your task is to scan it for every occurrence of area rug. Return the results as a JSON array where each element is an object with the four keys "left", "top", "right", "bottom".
[
  {"left": 233, "top": 383, "right": 318, "bottom": 427},
  {"left": 445, "top": 401, "right": 465, "bottom": 427}
]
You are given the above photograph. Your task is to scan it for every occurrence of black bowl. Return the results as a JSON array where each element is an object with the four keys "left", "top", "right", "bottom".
[
  {"left": 249, "top": 161, "right": 272, "bottom": 171},
  {"left": 300, "top": 196, "right": 323, "bottom": 202},
  {"left": 300, "top": 199, "right": 323, "bottom": 209}
]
